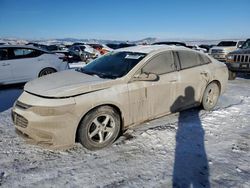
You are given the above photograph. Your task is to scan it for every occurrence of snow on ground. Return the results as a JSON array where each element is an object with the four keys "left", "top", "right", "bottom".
[{"left": 0, "top": 77, "right": 250, "bottom": 187}]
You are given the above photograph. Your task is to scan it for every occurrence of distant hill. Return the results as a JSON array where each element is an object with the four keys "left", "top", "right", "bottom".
[{"left": 0, "top": 37, "right": 247, "bottom": 46}]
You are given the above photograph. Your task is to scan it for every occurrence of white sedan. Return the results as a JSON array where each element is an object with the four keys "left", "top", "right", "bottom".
[{"left": 0, "top": 45, "right": 69, "bottom": 85}]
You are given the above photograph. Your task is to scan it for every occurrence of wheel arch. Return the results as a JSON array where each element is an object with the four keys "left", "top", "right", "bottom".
[
  {"left": 38, "top": 67, "right": 57, "bottom": 77},
  {"left": 199, "top": 80, "right": 222, "bottom": 103},
  {"left": 75, "top": 103, "right": 124, "bottom": 142},
  {"left": 209, "top": 80, "right": 221, "bottom": 94}
]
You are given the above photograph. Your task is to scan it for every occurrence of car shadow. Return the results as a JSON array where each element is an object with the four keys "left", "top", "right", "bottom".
[
  {"left": 171, "top": 87, "right": 210, "bottom": 188},
  {"left": 236, "top": 73, "right": 250, "bottom": 79},
  {"left": 0, "top": 83, "right": 24, "bottom": 112}
]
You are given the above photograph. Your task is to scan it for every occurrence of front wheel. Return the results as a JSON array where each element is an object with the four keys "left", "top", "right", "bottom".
[
  {"left": 202, "top": 82, "right": 220, "bottom": 111},
  {"left": 77, "top": 106, "right": 121, "bottom": 150}
]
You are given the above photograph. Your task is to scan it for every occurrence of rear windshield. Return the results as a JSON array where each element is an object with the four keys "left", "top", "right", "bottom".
[{"left": 217, "top": 41, "right": 237, "bottom": 47}]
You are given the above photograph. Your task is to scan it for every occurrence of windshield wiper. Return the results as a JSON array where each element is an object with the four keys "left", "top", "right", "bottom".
[
  {"left": 97, "top": 73, "right": 118, "bottom": 79},
  {"left": 78, "top": 68, "right": 118, "bottom": 79},
  {"left": 79, "top": 69, "right": 98, "bottom": 76}
]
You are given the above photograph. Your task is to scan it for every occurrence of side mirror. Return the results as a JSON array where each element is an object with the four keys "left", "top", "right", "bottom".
[{"left": 132, "top": 72, "right": 159, "bottom": 82}]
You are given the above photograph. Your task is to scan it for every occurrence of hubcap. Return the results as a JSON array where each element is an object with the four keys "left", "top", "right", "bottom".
[
  {"left": 42, "top": 70, "right": 52, "bottom": 75},
  {"left": 88, "top": 115, "right": 116, "bottom": 143},
  {"left": 206, "top": 87, "right": 218, "bottom": 106}
]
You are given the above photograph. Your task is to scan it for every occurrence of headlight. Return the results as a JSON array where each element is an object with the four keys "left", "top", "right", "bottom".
[
  {"left": 31, "top": 104, "right": 75, "bottom": 116},
  {"left": 226, "top": 55, "right": 234, "bottom": 60}
]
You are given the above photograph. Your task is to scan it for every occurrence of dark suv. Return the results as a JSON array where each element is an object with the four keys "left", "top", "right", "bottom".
[{"left": 226, "top": 39, "right": 250, "bottom": 80}]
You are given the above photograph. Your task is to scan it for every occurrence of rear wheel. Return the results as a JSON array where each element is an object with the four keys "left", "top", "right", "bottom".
[
  {"left": 202, "top": 82, "right": 220, "bottom": 111},
  {"left": 77, "top": 106, "right": 121, "bottom": 150},
  {"left": 39, "top": 68, "right": 56, "bottom": 77},
  {"left": 228, "top": 70, "right": 236, "bottom": 80}
]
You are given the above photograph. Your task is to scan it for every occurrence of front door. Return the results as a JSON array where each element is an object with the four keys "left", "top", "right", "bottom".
[
  {"left": 128, "top": 51, "right": 178, "bottom": 124},
  {"left": 0, "top": 48, "right": 12, "bottom": 84}
]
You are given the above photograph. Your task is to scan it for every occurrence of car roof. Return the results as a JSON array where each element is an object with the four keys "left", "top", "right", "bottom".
[
  {"left": 115, "top": 45, "right": 189, "bottom": 54},
  {"left": 0, "top": 45, "right": 50, "bottom": 52}
]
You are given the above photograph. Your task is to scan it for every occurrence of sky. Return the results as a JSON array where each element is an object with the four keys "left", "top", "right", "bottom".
[{"left": 0, "top": 0, "right": 250, "bottom": 40}]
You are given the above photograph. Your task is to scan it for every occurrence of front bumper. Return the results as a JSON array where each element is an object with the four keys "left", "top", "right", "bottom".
[
  {"left": 225, "top": 62, "right": 250, "bottom": 73},
  {"left": 12, "top": 92, "right": 79, "bottom": 148},
  {"left": 210, "top": 53, "right": 227, "bottom": 62}
]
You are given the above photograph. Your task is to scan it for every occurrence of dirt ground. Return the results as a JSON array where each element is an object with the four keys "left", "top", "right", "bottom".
[{"left": 0, "top": 76, "right": 250, "bottom": 188}]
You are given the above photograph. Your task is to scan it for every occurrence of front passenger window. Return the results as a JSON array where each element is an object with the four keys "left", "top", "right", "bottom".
[
  {"left": 0, "top": 49, "right": 8, "bottom": 60},
  {"left": 142, "top": 51, "right": 175, "bottom": 75}
]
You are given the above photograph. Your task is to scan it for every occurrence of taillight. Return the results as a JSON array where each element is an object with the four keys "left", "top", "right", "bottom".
[{"left": 59, "top": 56, "right": 68, "bottom": 62}]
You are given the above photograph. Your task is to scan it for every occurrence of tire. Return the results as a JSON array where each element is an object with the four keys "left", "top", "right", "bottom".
[
  {"left": 77, "top": 106, "right": 121, "bottom": 150},
  {"left": 202, "top": 82, "right": 220, "bottom": 111},
  {"left": 38, "top": 68, "right": 56, "bottom": 77},
  {"left": 228, "top": 70, "right": 236, "bottom": 80}
]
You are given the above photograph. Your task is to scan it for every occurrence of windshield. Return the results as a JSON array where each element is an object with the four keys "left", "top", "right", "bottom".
[
  {"left": 217, "top": 41, "right": 236, "bottom": 47},
  {"left": 79, "top": 51, "right": 146, "bottom": 79},
  {"left": 241, "top": 39, "right": 250, "bottom": 49}
]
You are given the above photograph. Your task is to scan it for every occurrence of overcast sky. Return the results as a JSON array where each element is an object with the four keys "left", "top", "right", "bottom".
[{"left": 0, "top": 0, "right": 250, "bottom": 40}]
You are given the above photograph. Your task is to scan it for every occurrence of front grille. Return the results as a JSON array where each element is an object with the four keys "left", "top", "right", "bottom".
[
  {"left": 13, "top": 112, "right": 28, "bottom": 128},
  {"left": 211, "top": 49, "right": 224, "bottom": 54},
  {"left": 233, "top": 55, "right": 250, "bottom": 63},
  {"left": 16, "top": 101, "right": 32, "bottom": 110}
]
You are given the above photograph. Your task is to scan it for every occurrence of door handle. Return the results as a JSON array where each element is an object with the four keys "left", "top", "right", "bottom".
[
  {"left": 170, "top": 79, "right": 177, "bottom": 82},
  {"left": 200, "top": 71, "right": 208, "bottom": 76},
  {"left": 2, "top": 63, "right": 10, "bottom": 66}
]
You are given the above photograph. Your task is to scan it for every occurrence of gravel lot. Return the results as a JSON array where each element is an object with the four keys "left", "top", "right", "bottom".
[{"left": 0, "top": 77, "right": 250, "bottom": 188}]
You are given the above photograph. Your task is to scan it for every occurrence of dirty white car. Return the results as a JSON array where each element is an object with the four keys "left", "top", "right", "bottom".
[
  {"left": 0, "top": 45, "right": 68, "bottom": 85},
  {"left": 12, "top": 45, "right": 228, "bottom": 150}
]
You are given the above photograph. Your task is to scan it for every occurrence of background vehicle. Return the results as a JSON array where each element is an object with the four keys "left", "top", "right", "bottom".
[
  {"left": 68, "top": 45, "right": 100, "bottom": 62},
  {"left": 189, "top": 45, "right": 208, "bottom": 53},
  {"left": 226, "top": 39, "right": 250, "bottom": 80},
  {"left": 152, "top": 41, "right": 187, "bottom": 47},
  {"left": 0, "top": 45, "right": 68, "bottom": 85},
  {"left": 88, "top": 44, "right": 113, "bottom": 55},
  {"left": 199, "top": 44, "right": 215, "bottom": 52},
  {"left": 209, "top": 40, "right": 245, "bottom": 62},
  {"left": 12, "top": 46, "right": 228, "bottom": 150},
  {"left": 106, "top": 43, "right": 136, "bottom": 50}
]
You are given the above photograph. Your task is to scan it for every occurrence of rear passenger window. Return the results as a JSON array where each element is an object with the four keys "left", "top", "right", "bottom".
[
  {"left": 0, "top": 49, "right": 8, "bottom": 60},
  {"left": 12, "top": 48, "right": 42, "bottom": 59},
  {"left": 199, "top": 54, "right": 211, "bottom": 65},
  {"left": 142, "top": 51, "right": 175, "bottom": 75},
  {"left": 177, "top": 51, "right": 200, "bottom": 69},
  {"left": 13, "top": 49, "right": 35, "bottom": 57}
]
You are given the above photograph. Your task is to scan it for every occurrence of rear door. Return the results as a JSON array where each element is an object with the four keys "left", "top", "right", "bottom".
[
  {"left": 0, "top": 48, "right": 12, "bottom": 84},
  {"left": 8, "top": 48, "right": 43, "bottom": 82},
  {"left": 172, "top": 50, "right": 209, "bottom": 111}
]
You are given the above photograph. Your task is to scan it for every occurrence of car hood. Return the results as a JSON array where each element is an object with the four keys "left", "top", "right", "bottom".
[
  {"left": 211, "top": 46, "right": 236, "bottom": 51},
  {"left": 228, "top": 48, "right": 250, "bottom": 55},
  {"left": 24, "top": 70, "right": 115, "bottom": 98}
]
